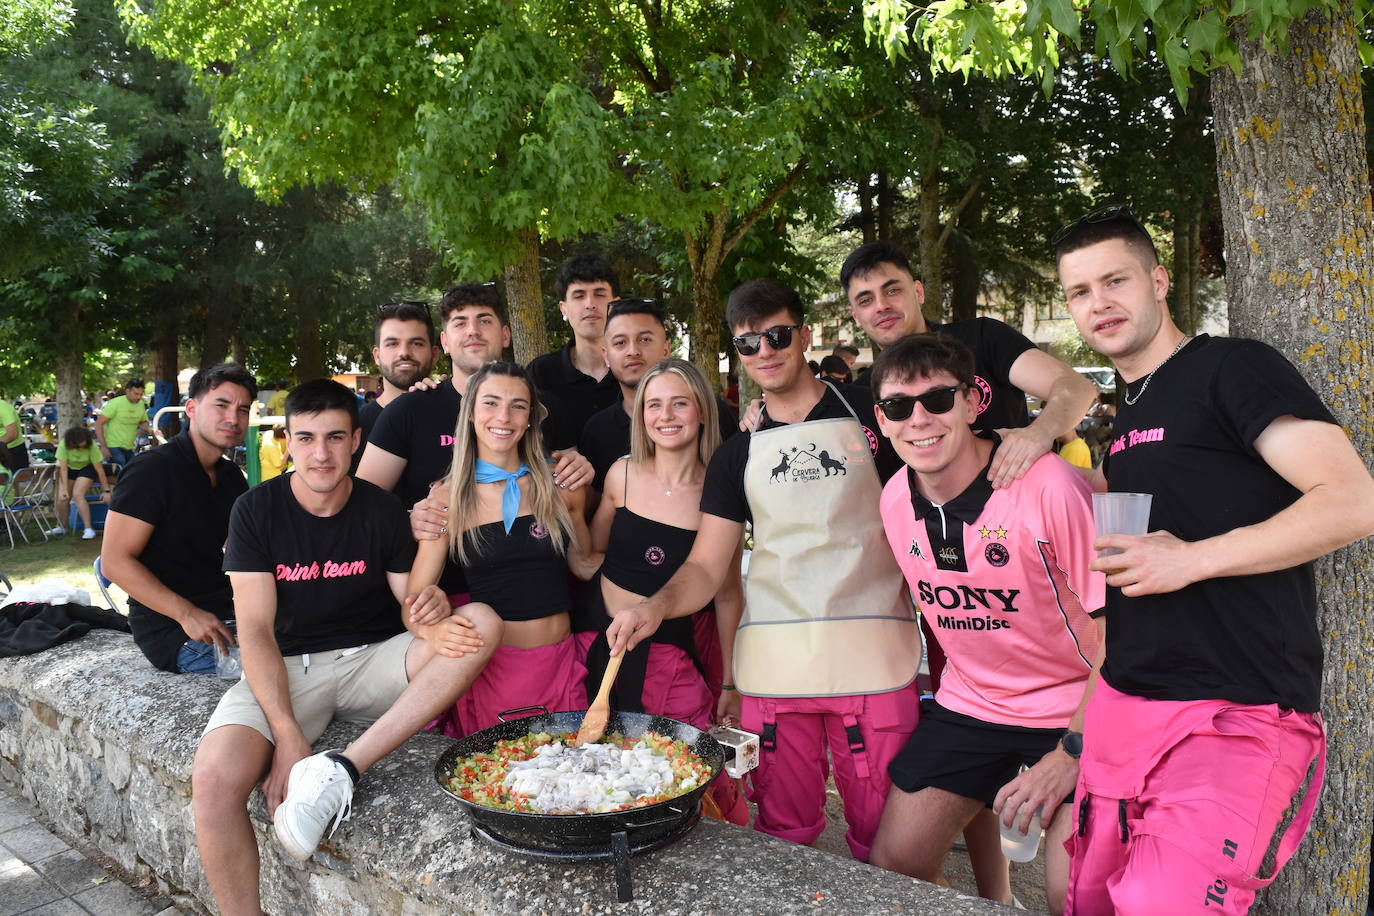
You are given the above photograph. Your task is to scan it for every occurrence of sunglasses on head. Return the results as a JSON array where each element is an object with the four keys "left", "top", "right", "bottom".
[
  {"left": 1050, "top": 204, "right": 1151, "bottom": 249},
  {"left": 875, "top": 385, "right": 967, "bottom": 421},
  {"left": 732, "top": 324, "right": 801, "bottom": 356}
]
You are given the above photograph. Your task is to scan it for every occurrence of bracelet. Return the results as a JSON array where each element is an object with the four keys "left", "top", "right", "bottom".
[{"left": 721, "top": 683, "right": 737, "bottom": 691}]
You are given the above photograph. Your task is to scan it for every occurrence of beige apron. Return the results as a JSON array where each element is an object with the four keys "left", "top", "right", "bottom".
[{"left": 733, "top": 384, "right": 918, "bottom": 697}]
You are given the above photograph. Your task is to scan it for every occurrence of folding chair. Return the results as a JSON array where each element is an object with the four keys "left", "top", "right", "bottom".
[
  {"left": 0, "top": 476, "right": 32, "bottom": 548},
  {"left": 93, "top": 555, "right": 119, "bottom": 612},
  {"left": 0, "top": 467, "right": 53, "bottom": 545}
]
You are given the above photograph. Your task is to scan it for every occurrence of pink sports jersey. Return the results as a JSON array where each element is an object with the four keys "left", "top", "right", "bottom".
[{"left": 880, "top": 452, "right": 1104, "bottom": 728}]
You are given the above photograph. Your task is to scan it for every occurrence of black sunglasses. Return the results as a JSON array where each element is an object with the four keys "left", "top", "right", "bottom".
[
  {"left": 875, "top": 385, "right": 966, "bottom": 421},
  {"left": 1050, "top": 204, "right": 1151, "bottom": 249},
  {"left": 732, "top": 324, "right": 801, "bottom": 356}
]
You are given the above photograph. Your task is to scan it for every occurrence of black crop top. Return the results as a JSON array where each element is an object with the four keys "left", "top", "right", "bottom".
[
  {"left": 463, "top": 516, "right": 571, "bottom": 622},
  {"left": 601, "top": 507, "right": 698, "bottom": 597}
]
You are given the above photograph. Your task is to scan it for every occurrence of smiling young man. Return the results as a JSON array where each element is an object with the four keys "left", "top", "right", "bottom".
[
  {"left": 868, "top": 334, "right": 1104, "bottom": 913},
  {"left": 841, "top": 242, "right": 1096, "bottom": 490},
  {"left": 103, "top": 364, "right": 257, "bottom": 673},
  {"left": 607, "top": 278, "right": 916, "bottom": 862},
  {"left": 193, "top": 380, "right": 499, "bottom": 916},
  {"left": 353, "top": 301, "right": 440, "bottom": 472},
  {"left": 577, "top": 299, "right": 738, "bottom": 491},
  {"left": 1054, "top": 206, "right": 1374, "bottom": 915},
  {"left": 527, "top": 254, "right": 622, "bottom": 450}
]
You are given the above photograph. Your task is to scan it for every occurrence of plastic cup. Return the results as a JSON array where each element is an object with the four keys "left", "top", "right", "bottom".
[
  {"left": 999, "top": 770, "right": 1045, "bottom": 863},
  {"left": 1091, "top": 492, "right": 1152, "bottom": 558},
  {"left": 214, "top": 619, "right": 242, "bottom": 680}
]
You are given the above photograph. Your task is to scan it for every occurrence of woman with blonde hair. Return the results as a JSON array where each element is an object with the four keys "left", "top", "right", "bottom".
[
  {"left": 584, "top": 358, "right": 745, "bottom": 733},
  {"left": 407, "top": 361, "right": 600, "bottom": 737}
]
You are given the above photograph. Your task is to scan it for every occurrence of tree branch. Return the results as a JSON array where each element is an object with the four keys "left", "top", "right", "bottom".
[
  {"left": 721, "top": 156, "right": 809, "bottom": 258},
  {"left": 936, "top": 179, "right": 980, "bottom": 252}
]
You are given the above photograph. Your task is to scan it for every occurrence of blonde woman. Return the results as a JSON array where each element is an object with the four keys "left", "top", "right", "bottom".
[
  {"left": 585, "top": 359, "right": 745, "bottom": 730},
  {"left": 406, "top": 362, "right": 600, "bottom": 737}
]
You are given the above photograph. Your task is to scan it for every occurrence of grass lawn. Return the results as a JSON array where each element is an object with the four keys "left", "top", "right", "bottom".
[{"left": 0, "top": 531, "right": 130, "bottom": 610}]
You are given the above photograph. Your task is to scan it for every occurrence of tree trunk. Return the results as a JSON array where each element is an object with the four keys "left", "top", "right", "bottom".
[
  {"left": 917, "top": 168, "right": 944, "bottom": 320},
  {"left": 152, "top": 296, "right": 181, "bottom": 436},
  {"left": 503, "top": 227, "right": 547, "bottom": 365},
  {"left": 54, "top": 300, "right": 84, "bottom": 435},
  {"left": 1169, "top": 208, "right": 1201, "bottom": 334},
  {"left": 687, "top": 248, "right": 725, "bottom": 392},
  {"left": 291, "top": 287, "right": 325, "bottom": 383},
  {"left": 1212, "top": 4, "right": 1373, "bottom": 913},
  {"left": 876, "top": 170, "right": 894, "bottom": 240},
  {"left": 858, "top": 174, "right": 877, "bottom": 244}
]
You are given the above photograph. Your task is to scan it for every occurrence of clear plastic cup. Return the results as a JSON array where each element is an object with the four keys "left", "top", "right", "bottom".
[
  {"left": 1091, "top": 492, "right": 1153, "bottom": 558},
  {"left": 999, "top": 764, "right": 1044, "bottom": 863},
  {"left": 214, "top": 619, "right": 241, "bottom": 680}
]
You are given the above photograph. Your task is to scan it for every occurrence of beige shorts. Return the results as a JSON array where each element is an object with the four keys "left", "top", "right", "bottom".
[{"left": 203, "top": 632, "right": 415, "bottom": 745}]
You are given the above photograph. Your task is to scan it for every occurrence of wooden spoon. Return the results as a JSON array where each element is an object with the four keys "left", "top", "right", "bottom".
[{"left": 574, "top": 653, "right": 624, "bottom": 746}]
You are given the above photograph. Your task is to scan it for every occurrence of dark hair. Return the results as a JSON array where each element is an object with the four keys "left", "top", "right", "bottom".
[
  {"left": 284, "top": 378, "right": 360, "bottom": 431},
  {"left": 188, "top": 363, "right": 258, "bottom": 401},
  {"left": 839, "top": 241, "right": 917, "bottom": 294},
  {"left": 818, "top": 355, "right": 852, "bottom": 380},
  {"left": 869, "top": 333, "right": 976, "bottom": 397},
  {"left": 725, "top": 278, "right": 805, "bottom": 329},
  {"left": 63, "top": 425, "right": 93, "bottom": 450},
  {"left": 124, "top": 377, "right": 144, "bottom": 390},
  {"left": 555, "top": 254, "right": 620, "bottom": 300},
  {"left": 832, "top": 343, "right": 860, "bottom": 358},
  {"left": 1052, "top": 206, "right": 1160, "bottom": 267},
  {"left": 605, "top": 298, "right": 666, "bottom": 331},
  {"left": 374, "top": 301, "right": 436, "bottom": 347},
  {"left": 438, "top": 282, "right": 505, "bottom": 325}
]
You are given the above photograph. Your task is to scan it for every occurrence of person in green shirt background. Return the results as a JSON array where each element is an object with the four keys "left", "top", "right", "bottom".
[
  {"left": 0, "top": 398, "right": 28, "bottom": 478},
  {"left": 54, "top": 425, "right": 110, "bottom": 538},
  {"left": 97, "top": 377, "right": 150, "bottom": 468}
]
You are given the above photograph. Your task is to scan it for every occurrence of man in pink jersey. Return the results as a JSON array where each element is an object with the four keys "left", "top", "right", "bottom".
[{"left": 870, "top": 333, "right": 1105, "bottom": 913}]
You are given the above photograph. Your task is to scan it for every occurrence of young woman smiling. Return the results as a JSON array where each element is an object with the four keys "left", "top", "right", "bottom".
[{"left": 407, "top": 361, "right": 600, "bottom": 737}]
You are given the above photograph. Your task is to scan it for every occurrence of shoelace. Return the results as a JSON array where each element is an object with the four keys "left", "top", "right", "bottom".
[{"left": 302, "top": 766, "right": 354, "bottom": 838}]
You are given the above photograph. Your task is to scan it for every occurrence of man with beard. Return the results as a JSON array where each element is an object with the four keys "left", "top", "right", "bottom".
[
  {"left": 351, "top": 301, "right": 439, "bottom": 473},
  {"left": 102, "top": 363, "right": 258, "bottom": 673}
]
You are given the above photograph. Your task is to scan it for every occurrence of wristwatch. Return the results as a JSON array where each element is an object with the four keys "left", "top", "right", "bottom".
[{"left": 1060, "top": 729, "right": 1084, "bottom": 759}]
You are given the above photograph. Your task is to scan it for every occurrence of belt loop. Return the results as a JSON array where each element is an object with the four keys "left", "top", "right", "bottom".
[{"left": 1118, "top": 798, "right": 1129, "bottom": 844}]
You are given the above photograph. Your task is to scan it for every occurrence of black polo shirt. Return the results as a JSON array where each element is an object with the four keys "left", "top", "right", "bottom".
[
  {"left": 578, "top": 395, "right": 741, "bottom": 491},
  {"left": 527, "top": 342, "right": 621, "bottom": 450},
  {"left": 108, "top": 431, "right": 247, "bottom": 672}
]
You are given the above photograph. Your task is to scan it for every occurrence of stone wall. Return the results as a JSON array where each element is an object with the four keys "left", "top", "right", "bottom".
[{"left": 0, "top": 631, "right": 1007, "bottom": 915}]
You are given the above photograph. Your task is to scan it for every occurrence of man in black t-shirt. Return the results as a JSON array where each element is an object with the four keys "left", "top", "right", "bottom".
[
  {"left": 352, "top": 301, "right": 439, "bottom": 473},
  {"left": 841, "top": 242, "right": 1096, "bottom": 489},
  {"left": 192, "top": 380, "right": 498, "bottom": 915},
  {"left": 1039, "top": 206, "right": 1374, "bottom": 914},
  {"left": 103, "top": 363, "right": 257, "bottom": 673},
  {"left": 527, "top": 254, "right": 622, "bottom": 450},
  {"left": 578, "top": 299, "right": 738, "bottom": 490}
]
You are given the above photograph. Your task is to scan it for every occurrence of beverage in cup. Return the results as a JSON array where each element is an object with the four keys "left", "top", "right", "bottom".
[
  {"left": 999, "top": 766, "right": 1044, "bottom": 862},
  {"left": 214, "top": 619, "right": 242, "bottom": 680}
]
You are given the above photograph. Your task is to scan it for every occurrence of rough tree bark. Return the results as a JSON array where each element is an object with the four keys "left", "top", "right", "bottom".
[
  {"left": 1169, "top": 207, "right": 1201, "bottom": 334},
  {"left": 53, "top": 300, "right": 84, "bottom": 435},
  {"left": 1212, "top": 4, "right": 1373, "bottom": 913},
  {"left": 503, "top": 227, "right": 547, "bottom": 365}
]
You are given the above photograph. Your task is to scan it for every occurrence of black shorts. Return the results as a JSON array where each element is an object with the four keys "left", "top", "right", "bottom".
[
  {"left": 887, "top": 699, "right": 1070, "bottom": 806},
  {"left": 69, "top": 465, "right": 99, "bottom": 481}
]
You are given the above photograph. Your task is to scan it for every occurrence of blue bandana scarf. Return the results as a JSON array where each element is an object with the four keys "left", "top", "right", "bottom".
[{"left": 474, "top": 459, "right": 531, "bottom": 533}]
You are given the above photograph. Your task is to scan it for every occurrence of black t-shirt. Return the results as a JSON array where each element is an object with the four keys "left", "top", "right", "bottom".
[
  {"left": 223, "top": 476, "right": 416, "bottom": 655},
  {"left": 351, "top": 398, "right": 384, "bottom": 475},
  {"left": 1099, "top": 335, "right": 1336, "bottom": 712},
  {"left": 858, "top": 317, "right": 1035, "bottom": 433},
  {"left": 700, "top": 383, "right": 900, "bottom": 524},
  {"left": 578, "top": 396, "right": 740, "bottom": 492},
  {"left": 366, "top": 382, "right": 466, "bottom": 594},
  {"left": 528, "top": 342, "right": 621, "bottom": 450},
  {"left": 108, "top": 432, "right": 246, "bottom": 672}
]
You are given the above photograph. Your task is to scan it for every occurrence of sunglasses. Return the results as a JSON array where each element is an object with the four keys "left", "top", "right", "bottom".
[
  {"left": 732, "top": 325, "right": 801, "bottom": 356},
  {"left": 1050, "top": 204, "right": 1151, "bottom": 249},
  {"left": 875, "top": 385, "right": 967, "bottom": 421}
]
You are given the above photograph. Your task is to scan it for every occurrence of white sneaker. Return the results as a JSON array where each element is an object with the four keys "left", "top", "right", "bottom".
[
  {"left": 82, "top": 528, "right": 96, "bottom": 539},
  {"left": 47, "top": 527, "right": 65, "bottom": 536},
  {"left": 274, "top": 752, "right": 355, "bottom": 861}
]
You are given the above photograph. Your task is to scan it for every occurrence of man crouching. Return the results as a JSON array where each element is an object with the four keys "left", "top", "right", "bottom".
[{"left": 192, "top": 379, "right": 499, "bottom": 916}]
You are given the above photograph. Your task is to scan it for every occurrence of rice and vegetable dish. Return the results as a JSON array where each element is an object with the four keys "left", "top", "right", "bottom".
[{"left": 446, "top": 731, "right": 713, "bottom": 814}]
